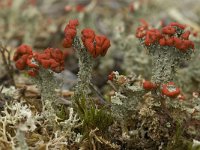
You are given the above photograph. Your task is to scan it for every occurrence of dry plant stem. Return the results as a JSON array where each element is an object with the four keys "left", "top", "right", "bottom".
[
  {"left": 0, "top": 44, "right": 15, "bottom": 86},
  {"left": 73, "top": 37, "right": 93, "bottom": 101},
  {"left": 89, "top": 128, "right": 120, "bottom": 149},
  {"left": 107, "top": 80, "right": 117, "bottom": 91},
  {"left": 89, "top": 83, "right": 106, "bottom": 105}
]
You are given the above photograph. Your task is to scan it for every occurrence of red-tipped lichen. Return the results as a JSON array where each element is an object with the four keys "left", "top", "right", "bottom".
[
  {"left": 143, "top": 80, "right": 157, "bottom": 90},
  {"left": 136, "top": 22, "right": 194, "bottom": 52},
  {"left": 35, "top": 48, "right": 65, "bottom": 73},
  {"left": 63, "top": 19, "right": 79, "bottom": 48},
  {"left": 13, "top": 45, "right": 65, "bottom": 76},
  {"left": 81, "top": 28, "right": 110, "bottom": 58}
]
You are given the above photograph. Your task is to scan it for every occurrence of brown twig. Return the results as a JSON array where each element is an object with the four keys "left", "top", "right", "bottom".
[
  {"left": 89, "top": 83, "right": 107, "bottom": 105},
  {"left": 107, "top": 80, "right": 118, "bottom": 91},
  {"left": 0, "top": 43, "right": 15, "bottom": 86}
]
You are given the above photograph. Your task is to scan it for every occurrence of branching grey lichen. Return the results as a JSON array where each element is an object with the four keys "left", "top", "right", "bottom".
[{"left": 110, "top": 71, "right": 145, "bottom": 121}]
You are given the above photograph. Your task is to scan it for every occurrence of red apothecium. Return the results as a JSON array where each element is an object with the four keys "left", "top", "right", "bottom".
[
  {"left": 143, "top": 80, "right": 157, "bottom": 90},
  {"left": 162, "top": 82, "right": 180, "bottom": 98}
]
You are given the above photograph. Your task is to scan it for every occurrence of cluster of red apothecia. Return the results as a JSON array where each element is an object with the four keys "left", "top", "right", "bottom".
[
  {"left": 63, "top": 19, "right": 79, "bottom": 48},
  {"left": 13, "top": 45, "right": 65, "bottom": 77},
  {"left": 136, "top": 21, "right": 194, "bottom": 52},
  {"left": 63, "top": 19, "right": 111, "bottom": 58},
  {"left": 142, "top": 80, "right": 185, "bottom": 99},
  {"left": 108, "top": 71, "right": 115, "bottom": 81},
  {"left": 108, "top": 72, "right": 183, "bottom": 99}
]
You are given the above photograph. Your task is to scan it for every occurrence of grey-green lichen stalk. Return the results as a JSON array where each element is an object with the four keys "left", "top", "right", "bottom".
[
  {"left": 33, "top": 68, "right": 59, "bottom": 120},
  {"left": 110, "top": 72, "right": 145, "bottom": 120},
  {"left": 62, "top": 19, "right": 111, "bottom": 103},
  {"left": 72, "top": 36, "right": 93, "bottom": 101},
  {"left": 149, "top": 45, "right": 192, "bottom": 84}
]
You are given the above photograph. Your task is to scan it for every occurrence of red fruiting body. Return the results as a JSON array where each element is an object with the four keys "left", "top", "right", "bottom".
[
  {"left": 13, "top": 45, "right": 34, "bottom": 71},
  {"left": 136, "top": 22, "right": 194, "bottom": 52},
  {"left": 169, "top": 22, "right": 186, "bottom": 29},
  {"left": 136, "top": 20, "right": 148, "bottom": 39},
  {"left": 165, "top": 37, "right": 174, "bottom": 46},
  {"left": 181, "top": 31, "right": 190, "bottom": 40},
  {"left": 26, "top": 55, "right": 38, "bottom": 69},
  {"left": 62, "top": 19, "right": 110, "bottom": 58},
  {"left": 174, "top": 37, "right": 182, "bottom": 49},
  {"left": 35, "top": 48, "right": 65, "bottom": 73},
  {"left": 14, "top": 45, "right": 65, "bottom": 77},
  {"left": 15, "top": 59, "right": 26, "bottom": 70},
  {"left": 144, "top": 29, "right": 161, "bottom": 46},
  {"left": 40, "top": 59, "right": 51, "bottom": 69},
  {"left": 136, "top": 31, "right": 146, "bottom": 38},
  {"left": 81, "top": 28, "right": 96, "bottom": 54},
  {"left": 162, "top": 26, "right": 176, "bottom": 35},
  {"left": 27, "top": 69, "right": 38, "bottom": 77},
  {"left": 108, "top": 71, "right": 115, "bottom": 81},
  {"left": 143, "top": 80, "right": 157, "bottom": 90},
  {"left": 63, "top": 19, "right": 79, "bottom": 48},
  {"left": 94, "top": 35, "right": 110, "bottom": 57},
  {"left": 81, "top": 28, "right": 96, "bottom": 42},
  {"left": 81, "top": 28, "right": 110, "bottom": 58},
  {"left": 162, "top": 82, "right": 180, "bottom": 98},
  {"left": 13, "top": 44, "right": 33, "bottom": 61},
  {"left": 145, "top": 38, "right": 151, "bottom": 46},
  {"left": 63, "top": 37, "right": 73, "bottom": 48},
  {"left": 159, "top": 38, "right": 166, "bottom": 46}
]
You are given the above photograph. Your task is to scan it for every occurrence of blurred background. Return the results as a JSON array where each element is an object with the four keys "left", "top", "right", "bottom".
[{"left": 0, "top": 0, "right": 200, "bottom": 97}]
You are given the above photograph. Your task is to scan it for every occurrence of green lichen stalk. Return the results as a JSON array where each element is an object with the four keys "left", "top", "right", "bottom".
[{"left": 73, "top": 36, "right": 93, "bottom": 101}]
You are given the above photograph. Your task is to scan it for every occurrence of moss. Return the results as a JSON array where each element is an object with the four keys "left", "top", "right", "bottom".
[
  {"left": 56, "top": 104, "right": 69, "bottom": 120},
  {"left": 76, "top": 96, "right": 113, "bottom": 133}
]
